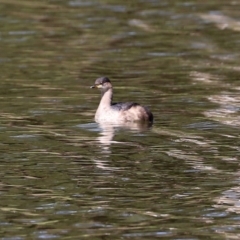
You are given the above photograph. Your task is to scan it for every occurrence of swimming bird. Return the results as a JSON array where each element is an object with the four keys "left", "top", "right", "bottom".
[{"left": 90, "top": 77, "right": 153, "bottom": 123}]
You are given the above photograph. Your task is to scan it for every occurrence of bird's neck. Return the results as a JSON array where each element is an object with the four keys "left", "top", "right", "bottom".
[{"left": 99, "top": 88, "right": 113, "bottom": 109}]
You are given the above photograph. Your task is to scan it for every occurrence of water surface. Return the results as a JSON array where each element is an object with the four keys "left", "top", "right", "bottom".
[{"left": 1, "top": 0, "right": 240, "bottom": 239}]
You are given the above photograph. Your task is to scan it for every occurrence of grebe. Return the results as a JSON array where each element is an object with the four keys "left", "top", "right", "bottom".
[{"left": 90, "top": 77, "right": 153, "bottom": 123}]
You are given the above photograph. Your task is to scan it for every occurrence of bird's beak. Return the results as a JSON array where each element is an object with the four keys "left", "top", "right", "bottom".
[{"left": 90, "top": 84, "right": 102, "bottom": 89}]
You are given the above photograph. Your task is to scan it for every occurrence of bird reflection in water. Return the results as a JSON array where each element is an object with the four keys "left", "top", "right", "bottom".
[
  {"left": 97, "top": 121, "right": 152, "bottom": 149},
  {"left": 94, "top": 121, "right": 151, "bottom": 170}
]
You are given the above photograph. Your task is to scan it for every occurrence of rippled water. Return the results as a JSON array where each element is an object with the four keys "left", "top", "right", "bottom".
[{"left": 1, "top": 0, "right": 240, "bottom": 239}]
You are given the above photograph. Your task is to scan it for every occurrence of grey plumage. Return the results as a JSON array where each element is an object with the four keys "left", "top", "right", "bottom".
[{"left": 111, "top": 102, "right": 139, "bottom": 111}]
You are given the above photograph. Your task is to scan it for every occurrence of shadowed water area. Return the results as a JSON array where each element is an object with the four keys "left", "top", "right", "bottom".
[{"left": 1, "top": 0, "right": 240, "bottom": 239}]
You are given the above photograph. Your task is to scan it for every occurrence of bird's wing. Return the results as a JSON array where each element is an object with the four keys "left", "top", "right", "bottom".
[{"left": 111, "top": 102, "right": 139, "bottom": 111}]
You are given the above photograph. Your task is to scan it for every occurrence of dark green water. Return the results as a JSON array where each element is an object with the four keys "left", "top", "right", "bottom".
[{"left": 1, "top": 0, "right": 240, "bottom": 239}]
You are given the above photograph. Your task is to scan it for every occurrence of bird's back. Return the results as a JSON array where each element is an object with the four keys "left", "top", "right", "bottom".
[
  {"left": 111, "top": 102, "right": 153, "bottom": 123},
  {"left": 111, "top": 102, "right": 139, "bottom": 111}
]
